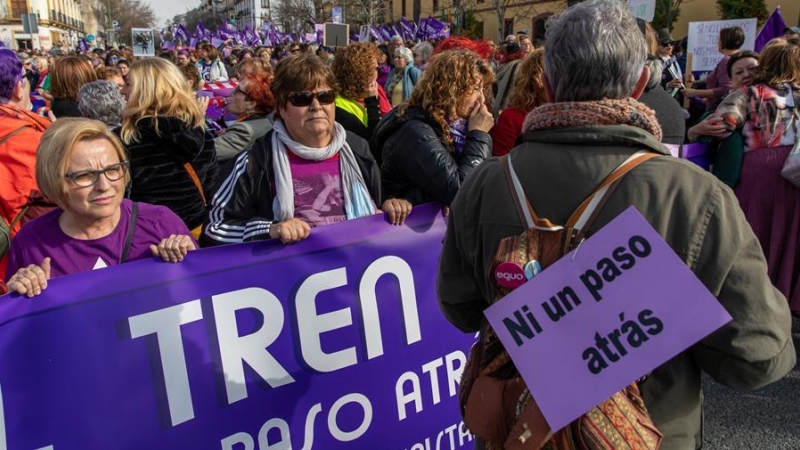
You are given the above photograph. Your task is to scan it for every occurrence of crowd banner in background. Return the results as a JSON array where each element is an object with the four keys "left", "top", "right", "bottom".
[
  {"left": 687, "top": 18, "right": 757, "bottom": 73},
  {"left": 0, "top": 204, "right": 476, "bottom": 450},
  {"left": 484, "top": 207, "right": 732, "bottom": 430}
]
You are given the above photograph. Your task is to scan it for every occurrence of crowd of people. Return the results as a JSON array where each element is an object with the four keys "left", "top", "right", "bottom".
[{"left": 0, "top": 1, "right": 798, "bottom": 448}]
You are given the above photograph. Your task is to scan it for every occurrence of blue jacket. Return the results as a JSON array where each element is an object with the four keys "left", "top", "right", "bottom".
[{"left": 384, "top": 65, "right": 422, "bottom": 102}]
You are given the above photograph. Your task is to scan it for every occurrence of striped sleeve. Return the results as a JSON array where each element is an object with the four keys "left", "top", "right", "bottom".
[{"left": 204, "top": 150, "right": 273, "bottom": 244}]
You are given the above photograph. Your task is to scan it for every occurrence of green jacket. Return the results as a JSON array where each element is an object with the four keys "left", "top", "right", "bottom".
[{"left": 438, "top": 124, "right": 796, "bottom": 450}]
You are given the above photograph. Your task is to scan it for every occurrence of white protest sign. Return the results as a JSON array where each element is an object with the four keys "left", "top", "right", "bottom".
[
  {"left": 628, "top": 0, "right": 655, "bottom": 22},
  {"left": 687, "top": 18, "right": 756, "bottom": 72}
]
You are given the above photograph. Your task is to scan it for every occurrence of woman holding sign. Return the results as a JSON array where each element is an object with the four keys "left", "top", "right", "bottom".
[{"left": 4, "top": 119, "right": 196, "bottom": 298}]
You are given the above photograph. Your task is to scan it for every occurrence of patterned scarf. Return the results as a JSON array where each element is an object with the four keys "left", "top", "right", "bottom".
[{"left": 522, "top": 98, "right": 663, "bottom": 141}]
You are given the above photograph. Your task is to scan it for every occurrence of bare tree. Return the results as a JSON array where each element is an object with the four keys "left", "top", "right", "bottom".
[
  {"left": 274, "top": 0, "right": 325, "bottom": 33},
  {"left": 94, "top": 0, "right": 156, "bottom": 47},
  {"left": 653, "top": 0, "right": 693, "bottom": 31},
  {"left": 485, "top": 0, "right": 566, "bottom": 41}
]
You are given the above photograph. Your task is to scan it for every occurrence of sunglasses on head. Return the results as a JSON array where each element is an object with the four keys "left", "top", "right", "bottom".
[{"left": 288, "top": 89, "right": 335, "bottom": 107}]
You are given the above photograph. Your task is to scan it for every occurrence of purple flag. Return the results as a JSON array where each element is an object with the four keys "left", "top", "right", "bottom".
[
  {"left": 188, "top": 38, "right": 198, "bottom": 50},
  {"left": 379, "top": 24, "right": 393, "bottom": 41},
  {"left": 370, "top": 25, "right": 383, "bottom": 43},
  {"left": 416, "top": 18, "right": 428, "bottom": 40},
  {"left": 244, "top": 26, "right": 261, "bottom": 46},
  {"left": 76, "top": 38, "right": 89, "bottom": 53},
  {"left": 400, "top": 18, "right": 416, "bottom": 41},
  {"left": 0, "top": 205, "right": 476, "bottom": 449},
  {"left": 755, "top": 7, "right": 787, "bottom": 52},
  {"left": 162, "top": 41, "right": 175, "bottom": 50},
  {"left": 173, "top": 24, "right": 190, "bottom": 44},
  {"left": 194, "top": 21, "right": 206, "bottom": 41}
]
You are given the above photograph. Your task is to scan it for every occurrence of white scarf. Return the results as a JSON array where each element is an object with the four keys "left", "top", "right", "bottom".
[{"left": 271, "top": 120, "right": 376, "bottom": 221}]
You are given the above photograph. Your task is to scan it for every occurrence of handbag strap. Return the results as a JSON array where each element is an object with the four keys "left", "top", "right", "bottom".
[
  {"left": 121, "top": 202, "right": 139, "bottom": 263},
  {"left": 501, "top": 151, "right": 659, "bottom": 231},
  {"left": 183, "top": 162, "right": 207, "bottom": 207}
]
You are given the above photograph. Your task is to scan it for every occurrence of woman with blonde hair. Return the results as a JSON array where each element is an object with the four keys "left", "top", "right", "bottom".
[
  {"left": 5, "top": 118, "right": 196, "bottom": 298},
  {"left": 374, "top": 49, "right": 495, "bottom": 223},
  {"left": 118, "top": 58, "right": 217, "bottom": 237},
  {"left": 490, "top": 49, "right": 545, "bottom": 156},
  {"left": 50, "top": 56, "right": 98, "bottom": 118}
]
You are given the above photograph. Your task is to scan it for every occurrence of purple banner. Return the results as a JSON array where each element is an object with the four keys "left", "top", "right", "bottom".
[
  {"left": 755, "top": 7, "right": 787, "bottom": 52},
  {"left": 0, "top": 205, "right": 475, "bottom": 449},
  {"left": 484, "top": 207, "right": 732, "bottom": 431}
]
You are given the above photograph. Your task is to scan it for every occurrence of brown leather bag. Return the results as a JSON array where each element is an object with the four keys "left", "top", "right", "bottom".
[{"left": 460, "top": 152, "right": 663, "bottom": 450}]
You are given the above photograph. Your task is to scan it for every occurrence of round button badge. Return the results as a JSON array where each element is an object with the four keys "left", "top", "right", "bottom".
[{"left": 494, "top": 261, "right": 526, "bottom": 289}]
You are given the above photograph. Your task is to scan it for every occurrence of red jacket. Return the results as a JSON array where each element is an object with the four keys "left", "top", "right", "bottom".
[{"left": 0, "top": 104, "right": 51, "bottom": 286}]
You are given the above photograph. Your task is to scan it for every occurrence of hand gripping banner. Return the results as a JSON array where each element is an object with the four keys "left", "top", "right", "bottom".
[{"left": 0, "top": 204, "right": 475, "bottom": 450}]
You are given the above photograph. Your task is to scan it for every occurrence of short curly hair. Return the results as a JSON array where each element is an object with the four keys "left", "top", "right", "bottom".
[
  {"left": 399, "top": 49, "right": 494, "bottom": 144},
  {"left": 78, "top": 80, "right": 126, "bottom": 126},
  {"left": 331, "top": 43, "right": 378, "bottom": 101}
]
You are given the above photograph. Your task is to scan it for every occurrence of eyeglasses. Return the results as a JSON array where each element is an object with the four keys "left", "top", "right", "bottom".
[
  {"left": 231, "top": 86, "right": 248, "bottom": 97},
  {"left": 660, "top": 41, "right": 673, "bottom": 47},
  {"left": 288, "top": 89, "right": 336, "bottom": 107},
  {"left": 65, "top": 161, "right": 129, "bottom": 187}
]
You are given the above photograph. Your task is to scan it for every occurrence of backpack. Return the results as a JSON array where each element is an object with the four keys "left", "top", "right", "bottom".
[{"left": 459, "top": 151, "right": 663, "bottom": 450}]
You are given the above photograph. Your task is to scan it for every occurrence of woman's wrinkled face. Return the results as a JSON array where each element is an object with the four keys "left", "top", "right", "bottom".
[
  {"left": 279, "top": 84, "right": 336, "bottom": 148},
  {"left": 63, "top": 139, "right": 125, "bottom": 221},
  {"left": 730, "top": 57, "right": 758, "bottom": 89},
  {"left": 393, "top": 54, "right": 407, "bottom": 69}
]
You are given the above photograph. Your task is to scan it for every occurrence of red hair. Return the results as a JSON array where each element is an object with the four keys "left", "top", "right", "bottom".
[
  {"left": 432, "top": 37, "right": 494, "bottom": 60},
  {"left": 241, "top": 72, "right": 275, "bottom": 114}
]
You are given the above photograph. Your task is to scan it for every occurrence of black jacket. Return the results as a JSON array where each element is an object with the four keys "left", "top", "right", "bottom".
[
  {"left": 118, "top": 117, "right": 218, "bottom": 230},
  {"left": 373, "top": 106, "right": 492, "bottom": 206},
  {"left": 335, "top": 96, "right": 382, "bottom": 164},
  {"left": 639, "top": 87, "right": 686, "bottom": 145},
  {"left": 201, "top": 128, "right": 381, "bottom": 246},
  {"left": 51, "top": 98, "right": 81, "bottom": 119}
]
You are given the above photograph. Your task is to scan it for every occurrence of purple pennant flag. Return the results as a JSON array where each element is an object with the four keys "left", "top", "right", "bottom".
[
  {"left": 174, "top": 24, "right": 190, "bottom": 45},
  {"left": 424, "top": 16, "right": 446, "bottom": 39},
  {"left": 76, "top": 38, "right": 89, "bottom": 53},
  {"left": 400, "top": 18, "right": 416, "bottom": 41},
  {"left": 194, "top": 21, "right": 206, "bottom": 41},
  {"left": 188, "top": 38, "right": 198, "bottom": 50},
  {"left": 416, "top": 18, "right": 428, "bottom": 40},
  {"left": 244, "top": 26, "right": 261, "bottom": 46},
  {"left": 162, "top": 41, "right": 175, "bottom": 50},
  {"left": 370, "top": 25, "right": 383, "bottom": 43},
  {"left": 379, "top": 24, "right": 393, "bottom": 41},
  {"left": 211, "top": 37, "right": 224, "bottom": 48},
  {"left": 755, "top": 7, "right": 787, "bottom": 52}
]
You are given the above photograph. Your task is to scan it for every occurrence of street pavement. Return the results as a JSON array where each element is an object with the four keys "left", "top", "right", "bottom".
[{"left": 701, "top": 322, "right": 800, "bottom": 449}]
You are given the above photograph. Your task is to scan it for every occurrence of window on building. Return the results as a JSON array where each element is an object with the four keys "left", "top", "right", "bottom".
[
  {"left": 532, "top": 13, "right": 551, "bottom": 42},
  {"left": 503, "top": 18, "right": 514, "bottom": 38},
  {"left": 433, "top": 0, "right": 439, "bottom": 11},
  {"left": 401, "top": 0, "right": 406, "bottom": 18},
  {"left": 10, "top": 0, "right": 27, "bottom": 19}
]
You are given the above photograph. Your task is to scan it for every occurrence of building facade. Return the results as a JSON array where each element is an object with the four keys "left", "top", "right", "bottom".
[
  {"left": 234, "top": 0, "right": 271, "bottom": 30},
  {"left": 0, "top": 0, "right": 89, "bottom": 50}
]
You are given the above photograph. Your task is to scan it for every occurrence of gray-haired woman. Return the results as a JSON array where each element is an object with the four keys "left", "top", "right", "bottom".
[
  {"left": 384, "top": 47, "right": 422, "bottom": 106},
  {"left": 78, "top": 80, "right": 126, "bottom": 127}
]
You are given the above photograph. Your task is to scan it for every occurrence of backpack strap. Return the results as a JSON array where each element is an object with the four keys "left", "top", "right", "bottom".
[
  {"left": 0, "top": 126, "right": 30, "bottom": 147},
  {"left": 501, "top": 150, "right": 659, "bottom": 231},
  {"left": 566, "top": 151, "right": 659, "bottom": 230},
  {"left": 500, "top": 155, "right": 561, "bottom": 230},
  {"left": 120, "top": 202, "right": 139, "bottom": 263},
  {"left": 183, "top": 162, "right": 207, "bottom": 207}
]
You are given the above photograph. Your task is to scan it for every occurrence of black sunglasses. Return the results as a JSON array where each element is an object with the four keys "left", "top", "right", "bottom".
[
  {"left": 288, "top": 89, "right": 336, "bottom": 107},
  {"left": 660, "top": 41, "right": 673, "bottom": 47}
]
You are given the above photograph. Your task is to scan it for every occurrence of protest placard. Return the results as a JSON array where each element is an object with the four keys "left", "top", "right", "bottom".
[
  {"left": 687, "top": 18, "right": 756, "bottom": 72},
  {"left": 628, "top": 0, "right": 655, "bottom": 21},
  {"left": 0, "top": 204, "right": 474, "bottom": 449},
  {"left": 483, "top": 207, "right": 732, "bottom": 431}
]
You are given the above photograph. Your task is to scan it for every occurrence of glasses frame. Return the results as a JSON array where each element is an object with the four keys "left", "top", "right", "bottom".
[
  {"left": 287, "top": 89, "right": 336, "bottom": 107},
  {"left": 65, "top": 161, "right": 130, "bottom": 187}
]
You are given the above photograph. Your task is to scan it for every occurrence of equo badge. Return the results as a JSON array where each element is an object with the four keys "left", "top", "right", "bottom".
[{"left": 494, "top": 261, "right": 527, "bottom": 289}]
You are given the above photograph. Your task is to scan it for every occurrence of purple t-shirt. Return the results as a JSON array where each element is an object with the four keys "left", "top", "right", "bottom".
[
  {"left": 289, "top": 152, "right": 345, "bottom": 227},
  {"left": 5, "top": 199, "right": 193, "bottom": 281}
]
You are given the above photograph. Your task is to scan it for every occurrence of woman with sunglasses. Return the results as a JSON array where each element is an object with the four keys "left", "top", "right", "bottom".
[
  {"left": 203, "top": 54, "right": 381, "bottom": 246},
  {"left": 4, "top": 119, "right": 196, "bottom": 298},
  {"left": 215, "top": 72, "right": 275, "bottom": 162}
]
